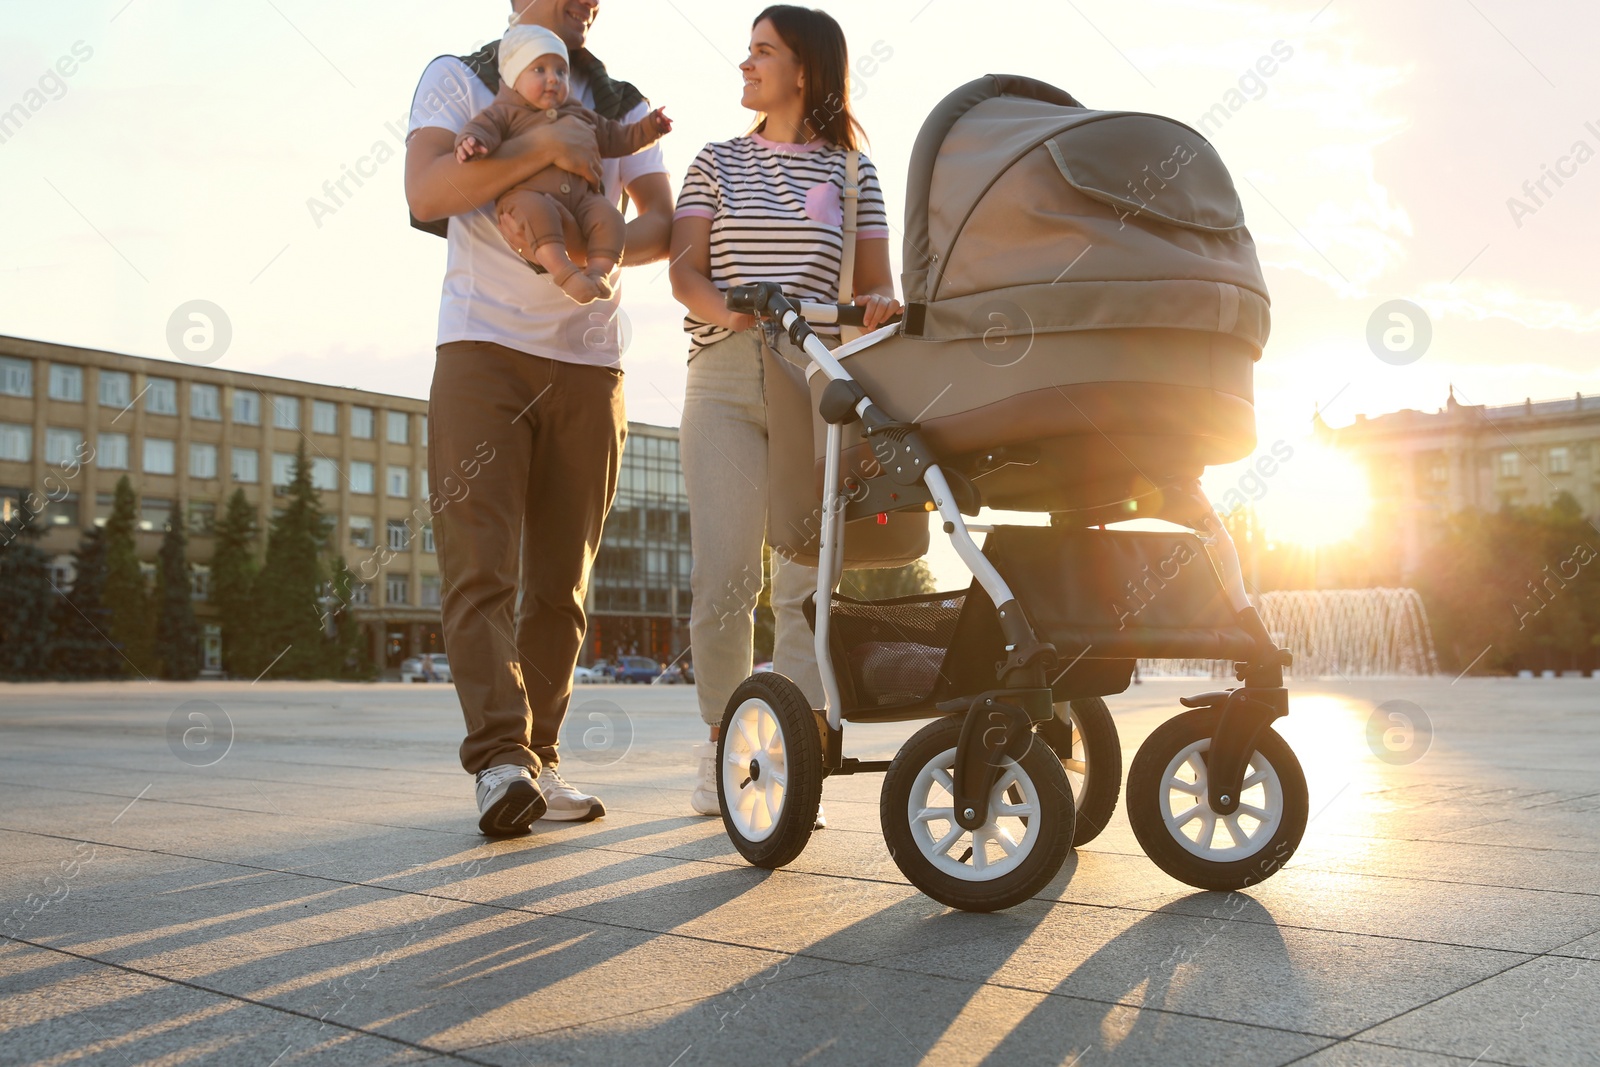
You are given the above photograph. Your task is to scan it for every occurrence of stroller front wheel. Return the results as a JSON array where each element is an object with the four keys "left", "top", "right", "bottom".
[
  {"left": 718, "top": 673, "right": 824, "bottom": 869},
  {"left": 880, "top": 716, "right": 1074, "bottom": 912},
  {"left": 1125, "top": 707, "right": 1307, "bottom": 891}
]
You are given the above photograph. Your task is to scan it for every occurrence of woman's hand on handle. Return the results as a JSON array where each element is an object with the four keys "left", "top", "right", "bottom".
[{"left": 855, "top": 292, "right": 903, "bottom": 332}]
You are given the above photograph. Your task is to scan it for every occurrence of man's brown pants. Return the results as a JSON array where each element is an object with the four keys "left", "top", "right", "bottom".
[{"left": 429, "top": 340, "right": 625, "bottom": 775}]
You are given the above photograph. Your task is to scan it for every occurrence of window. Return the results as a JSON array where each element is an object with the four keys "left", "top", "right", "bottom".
[
  {"left": 419, "top": 470, "right": 429, "bottom": 501},
  {"left": 0, "top": 423, "right": 30, "bottom": 462},
  {"left": 1550, "top": 446, "right": 1571, "bottom": 474},
  {"left": 98, "top": 433, "right": 129, "bottom": 470},
  {"left": 310, "top": 457, "right": 338, "bottom": 490},
  {"left": 191, "top": 566, "right": 210, "bottom": 601},
  {"left": 271, "top": 452, "right": 296, "bottom": 486},
  {"left": 188, "top": 501, "right": 216, "bottom": 535},
  {"left": 421, "top": 418, "right": 428, "bottom": 447},
  {"left": 272, "top": 395, "right": 300, "bottom": 430},
  {"left": 231, "top": 448, "right": 259, "bottom": 483},
  {"left": 350, "top": 406, "right": 374, "bottom": 439},
  {"left": 190, "top": 383, "right": 221, "bottom": 421},
  {"left": 43, "top": 494, "right": 79, "bottom": 527},
  {"left": 421, "top": 575, "right": 441, "bottom": 608},
  {"left": 348, "top": 516, "right": 375, "bottom": 548},
  {"left": 386, "top": 410, "right": 409, "bottom": 444},
  {"left": 386, "top": 575, "right": 410, "bottom": 605},
  {"left": 95, "top": 492, "right": 114, "bottom": 526},
  {"left": 146, "top": 377, "right": 178, "bottom": 415},
  {"left": 313, "top": 400, "right": 338, "bottom": 435},
  {"left": 0, "top": 357, "right": 31, "bottom": 397},
  {"left": 0, "top": 487, "right": 26, "bottom": 524},
  {"left": 49, "top": 554, "right": 74, "bottom": 588},
  {"left": 1498, "top": 451, "right": 1520, "bottom": 479},
  {"left": 350, "top": 461, "right": 374, "bottom": 494},
  {"left": 190, "top": 442, "right": 218, "bottom": 479},
  {"left": 421, "top": 525, "right": 435, "bottom": 553},
  {"left": 143, "top": 438, "right": 176, "bottom": 475},
  {"left": 98, "top": 370, "right": 131, "bottom": 408},
  {"left": 233, "top": 389, "right": 261, "bottom": 425},
  {"left": 387, "top": 466, "right": 409, "bottom": 498},
  {"left": 49, "top": 365, "right": 83, "bottom": 402},
  {"left": 350, "top": 581, "right": 372, "bottom": 606},
  {"left": 46, "top": 428, "right": 83, "bottom": 466},
  {"left": 139, "top": 497, "right": 173, "bottom": 532},
  {"left": 387, "top": 519, "right": 412, "bottom": 551}
]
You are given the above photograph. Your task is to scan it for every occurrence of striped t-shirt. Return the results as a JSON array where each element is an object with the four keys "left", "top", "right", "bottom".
[{"left": 673, "top": 132, "right": 890, "bottom": 354}]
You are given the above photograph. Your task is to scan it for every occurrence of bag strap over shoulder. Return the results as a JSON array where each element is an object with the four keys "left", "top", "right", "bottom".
[{"left": 837, "top": 150, "right": 862, "bottom": 343}]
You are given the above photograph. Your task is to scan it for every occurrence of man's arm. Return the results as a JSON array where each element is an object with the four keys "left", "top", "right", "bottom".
[
  {"left": 405, "top": 119, "right": 603, "bottom": 223},
  {"left": 618, "top": 172, "right": 673, "bottom": 266}
]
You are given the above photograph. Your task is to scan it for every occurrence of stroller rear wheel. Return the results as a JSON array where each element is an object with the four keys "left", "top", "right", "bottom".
[
  {"left": 880, "top": 716, "right": 1074, "bottom": 912},
  {"left": 718, "top": 673, "right": 824, "bottom": 869},
  {"left": 1037, "top": 698, "right": 1121, "bottom": 847},
  {"left": 1125, "top": 707, "right": 1307, "bottom": 891}
]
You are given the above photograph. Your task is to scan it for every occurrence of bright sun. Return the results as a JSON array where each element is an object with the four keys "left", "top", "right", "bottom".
[{"left": 1250, "top": 440, "right": 1372, "bottom": 547}]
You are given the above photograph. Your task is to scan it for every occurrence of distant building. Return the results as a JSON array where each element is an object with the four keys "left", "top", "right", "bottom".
[
  {"left": 1322, "top": 390, "right": 1600, "bottom": 578},
  {"left": 0, "top": 335, "right": 689, "bottom": 674}
]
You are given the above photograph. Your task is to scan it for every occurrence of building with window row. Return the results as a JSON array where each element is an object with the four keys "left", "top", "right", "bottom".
[
  {"left": 0, "top": 335, "right": 690, "bottom": 674},
  {"left": 1321, "top": 390, "right": 1600, "bottom": 579}
]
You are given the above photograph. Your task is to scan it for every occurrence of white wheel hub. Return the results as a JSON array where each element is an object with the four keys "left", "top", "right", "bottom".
[
  {"left": 1159, "top": 738, "right": 1283, "bottom": 861},
  {"left": 906, "top": 746, "right": 1041, "bottom": 882},
  {"left": 1056, "top": 703, "right": 1088, "bottom": 808},
  {"left": 722, "top": 699, "right": 789, "bottom": 843}
]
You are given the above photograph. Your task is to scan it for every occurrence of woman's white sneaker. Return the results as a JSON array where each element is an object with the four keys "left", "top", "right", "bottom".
[
  {"left": 536, "top": 766, "right": 606, "bottom": 822},
  {"left": 476, "top": 764, "right": 545, "bottom": 837},
  {"left": 691, "top": 741, "right": 720, "bottom": 816}
]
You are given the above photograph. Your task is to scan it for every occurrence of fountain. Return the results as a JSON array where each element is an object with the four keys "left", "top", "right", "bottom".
[{"left": 1139, "top": 588, "right": 1440, "bottom": 678}]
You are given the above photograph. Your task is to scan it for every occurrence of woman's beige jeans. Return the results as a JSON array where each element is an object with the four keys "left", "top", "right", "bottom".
[{"left": 681, "top": 328, "right": 824, "bottom": 727}]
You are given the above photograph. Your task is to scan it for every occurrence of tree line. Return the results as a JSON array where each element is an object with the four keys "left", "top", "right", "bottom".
[{"left": 0, "top": 445, "right": 369, "bottom": 681}]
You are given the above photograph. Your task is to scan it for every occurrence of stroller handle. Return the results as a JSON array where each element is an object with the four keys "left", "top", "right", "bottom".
[{"left": 727, "top": 284, "right": 903, "bottom": 328}]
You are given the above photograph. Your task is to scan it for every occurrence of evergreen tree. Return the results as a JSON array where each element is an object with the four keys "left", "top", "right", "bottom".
[
  {"left": 152, "top": 501, "right": 201, "bottom": 680},
  {"left": 102, "top": 476, "right": 151, "bottom": 674},
  {"left": 841, "top": 559, "right": 939, "bottom": 601},
  {"left": 49, "top": 525, "right": 123, "bottom": 679},
  {"left": 0, "top": 496, "right": 56, "bottom": 679},
  {"left": 327, "top": 556, "right": 371, "bottom": 679},
  {"left": 210, "top": 488, "right": 261, "bottom": 677},
  {"left": 254, "top": 445, "right": 331, "bottom": 679}
]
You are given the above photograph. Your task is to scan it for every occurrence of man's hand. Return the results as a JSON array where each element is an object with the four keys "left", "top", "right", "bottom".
[
  {"left": 455, "top": 136, "right": 489, "bottom": 164},
  {"left": 649, "top": 107, "right": 673, "bottom": 135},
  {"left": 543, "top": 115, "right": 602, "bottom": 185}
]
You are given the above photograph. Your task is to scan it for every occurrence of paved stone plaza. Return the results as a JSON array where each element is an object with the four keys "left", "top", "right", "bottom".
[{"left": 1, "top": 677, "right": 1596, "bottom": 1066}]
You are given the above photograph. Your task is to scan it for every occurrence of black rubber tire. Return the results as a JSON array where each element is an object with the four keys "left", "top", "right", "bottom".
[
  {"left": 1037, "top": 698, "right": 1121, "bottom": 847},
  {"left": 1125, "top": 707, "right": 1308, "bottom": 892},
  {"left": 717, "top": 673, "right": 823, "bottom": 870},
  {"left": 880, "top": 716, "right": 1075, "bottom": 913}
]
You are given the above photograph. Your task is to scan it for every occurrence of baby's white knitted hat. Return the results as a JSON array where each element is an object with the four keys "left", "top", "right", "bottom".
[{"left": 499, "top": 25, "right": 569, "bottom": 91}]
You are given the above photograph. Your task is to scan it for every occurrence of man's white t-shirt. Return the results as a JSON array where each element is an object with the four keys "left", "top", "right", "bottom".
[{"left": 407, "top": 56, "right": 667, "bottom": 367}]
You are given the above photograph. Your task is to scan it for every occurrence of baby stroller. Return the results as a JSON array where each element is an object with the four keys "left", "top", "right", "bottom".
[{"left": 714, "top": 75, "right": 1307, "bottom": 912}]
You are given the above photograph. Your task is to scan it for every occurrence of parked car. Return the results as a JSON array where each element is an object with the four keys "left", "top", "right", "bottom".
[
  {"left": 752, "top": 661, "right": 774, "bottom": 674},
  {"left": 615, "top": 656, "right": 663, "bottom": 684},
  {"left": 573, "top": 665, "right": 602, "bottom": 684},
  {"left": 400, "top": 653, "right": 452, "bottom": 683},
  {"left": 657, "top": 663, "right": 695, "bottom": 685}
]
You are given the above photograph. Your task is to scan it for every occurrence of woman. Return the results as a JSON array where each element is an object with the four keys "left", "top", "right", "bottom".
[{"left": 669, "top": 5, "right": 902, "bottom": 817}]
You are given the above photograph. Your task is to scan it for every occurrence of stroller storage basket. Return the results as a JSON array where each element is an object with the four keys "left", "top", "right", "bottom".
[{"left": 810, "top": 590, "right": 966, "bottom": 712}]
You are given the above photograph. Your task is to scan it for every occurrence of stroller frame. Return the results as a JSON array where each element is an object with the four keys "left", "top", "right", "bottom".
[{"left": 717, "top": 281, "right": 1305, "bottom": 910}]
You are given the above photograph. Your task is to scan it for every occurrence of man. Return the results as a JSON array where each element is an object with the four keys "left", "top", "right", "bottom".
[{"left": 404, "top": 0, "right": 671, "bottom": 836}]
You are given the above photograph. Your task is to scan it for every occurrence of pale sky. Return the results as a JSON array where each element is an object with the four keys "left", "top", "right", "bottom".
[{"left": 4, "top": 0, "right": 1598, "bottom": 578}]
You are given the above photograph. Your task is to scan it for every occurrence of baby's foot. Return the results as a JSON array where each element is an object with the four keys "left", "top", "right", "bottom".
[
  {"left": 555, "top": 268, "right": 605, "bottom": 304},
  {"left": 586, "top": 268, "right": 615, "bottom": 299}
]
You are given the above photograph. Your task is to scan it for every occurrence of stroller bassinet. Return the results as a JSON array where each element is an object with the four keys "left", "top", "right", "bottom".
[{"left": 783, "top": 75, "right": 1270, "bottom": 536}]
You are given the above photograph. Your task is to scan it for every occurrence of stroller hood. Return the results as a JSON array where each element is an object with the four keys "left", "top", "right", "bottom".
[{"left": 900, "top": 75, "right": 1270, "bottom": 352}]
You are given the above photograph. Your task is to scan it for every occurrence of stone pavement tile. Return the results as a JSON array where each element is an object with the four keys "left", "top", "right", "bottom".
[
  {"left": 1121, "top": 868, "right": 1600, "bottom": 954},
  {"left": 1300, "top": 834, "right": 1600, "bottom": 896},
  {"left": 1359, "top": 954, "right": 1600, "bottom": 1067},
  {"left": 1293, "top": 1039, "right": 1521, "bottom": 1065},
  {"left": 467, "top": 962, "right": 1330, "bottom": 1067},
  {"left": 1432, "top": 813, "right": 1600, "bottom": 854},
  {"left": 873, "top": 895, "right": 1529, "bottom": 1036},
  {"left": 0, "top": 942, "right": 442, "bottom": 1066},
  {"left": 1551, "top": 928, "right": 1600, "bottom": 961}
]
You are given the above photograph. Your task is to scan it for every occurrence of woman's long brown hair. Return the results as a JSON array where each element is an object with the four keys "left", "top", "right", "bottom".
[{"left": 753, "top": 5, "right": 865, "bottom": 151}]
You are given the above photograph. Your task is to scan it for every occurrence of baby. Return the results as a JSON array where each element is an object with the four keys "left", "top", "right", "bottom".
[{"left": 456, "top": 25, "right": 671, "bottom": 303}]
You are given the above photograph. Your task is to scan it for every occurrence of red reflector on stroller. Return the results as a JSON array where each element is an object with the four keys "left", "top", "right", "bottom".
[{"left": 877, "top": 513, "right": 888, "bottom": 524}]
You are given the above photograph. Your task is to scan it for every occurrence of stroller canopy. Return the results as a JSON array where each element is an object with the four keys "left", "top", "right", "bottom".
[{"left": 901, "top": 75, "right": 1270, "bottom": 353}]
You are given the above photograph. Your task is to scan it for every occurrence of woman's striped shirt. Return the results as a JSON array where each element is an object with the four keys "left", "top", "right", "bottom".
[{"left": 673, "top": 132, "right": 890, "bottom": 355}]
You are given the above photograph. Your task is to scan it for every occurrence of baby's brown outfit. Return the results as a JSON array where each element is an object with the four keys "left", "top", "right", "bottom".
[{"left": 457, "top": 88, "right": 663, "bottom": 265}]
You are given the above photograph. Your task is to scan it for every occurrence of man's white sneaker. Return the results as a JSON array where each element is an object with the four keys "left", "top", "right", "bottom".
[
  {"left": 476, "top": 764, "right": 545, "bottom": 837},
  {"left": 537, "top": 766, "right": 605, "bottom": 822},
  {"left": 691, "top": 741, "right": 720, "bottom": 816}
]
